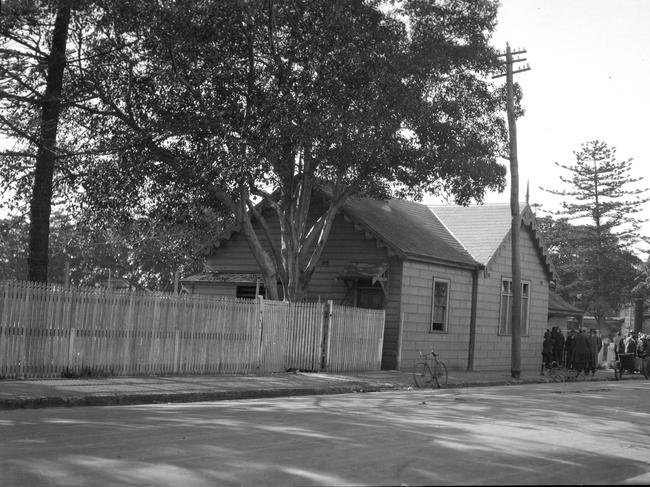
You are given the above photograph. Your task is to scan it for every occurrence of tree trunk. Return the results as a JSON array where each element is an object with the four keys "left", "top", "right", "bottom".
[
  {"left": 27, "top": 5, "right": 71, "bottom": 282},
  {"left": 281, "top": 185, "right": 350, "bottom": 302},
  {"left": 238, "top": 204, "right": 280, "bottom": 301},
  {"left": 634, "top": 297, "right": 645, "bottom": 333}
]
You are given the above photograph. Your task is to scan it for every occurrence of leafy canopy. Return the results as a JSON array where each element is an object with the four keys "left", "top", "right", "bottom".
[
  {"left": 70, "top": 0, "right": 507, "bottom": 202},
  {"left": 2, "top": 0, "right": 510, "bottom": 296}
]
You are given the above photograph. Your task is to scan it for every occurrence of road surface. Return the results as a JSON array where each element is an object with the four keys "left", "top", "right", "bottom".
[{"left": 1, "top": 381, "right": 649, "bottom": 486}]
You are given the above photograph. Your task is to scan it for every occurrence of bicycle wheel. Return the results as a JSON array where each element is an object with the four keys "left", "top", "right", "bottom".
[
  {"left": 432, "top": 360, "right": 448, "bottom": 388},
  {"left": 412, "top": 362, "right": 434, "bottom": 388},
  {"left": 563, "top": 368, "right": 577, "bottom": 381},
  {"left": 549, "top": 365, "right": 566, "bottom": 382}
]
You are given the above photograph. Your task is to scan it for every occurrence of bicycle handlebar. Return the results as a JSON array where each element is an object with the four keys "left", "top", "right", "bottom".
[{"left": 418, "top": 349, "right": 437, "bottom": 358}]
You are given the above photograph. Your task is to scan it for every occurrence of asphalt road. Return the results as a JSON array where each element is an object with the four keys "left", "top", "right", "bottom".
[{"left": 1, "top": 381, "right": 649, "bottom": 486}]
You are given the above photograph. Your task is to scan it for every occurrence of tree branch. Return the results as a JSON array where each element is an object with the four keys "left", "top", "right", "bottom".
[{"left": 0, "top": 89, "right": 41, "bottom": 105}]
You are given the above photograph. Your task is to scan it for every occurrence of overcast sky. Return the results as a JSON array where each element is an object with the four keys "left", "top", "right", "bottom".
[{"left": 482, "top": 0, "right": 650, "bottom": 254}]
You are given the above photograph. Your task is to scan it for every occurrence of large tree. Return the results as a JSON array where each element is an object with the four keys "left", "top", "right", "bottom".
[
  {"left": 65, "top": 0, "right": 508, "bottom": 300},
  {"left": 541, "top": 140, "right": 649, "bottom": 326},
  {"left": 536, "top": 215, "right": 641, "bottom": 327},
  {"left": 0, "top": 0, "right": 75, "bottom": 282},
  {"left": 1, "top": 1, "right": 199, "bottom": 284}
]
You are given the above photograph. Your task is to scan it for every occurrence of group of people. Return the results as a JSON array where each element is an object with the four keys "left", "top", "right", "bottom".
[
  {"left": 541, "top": 326, "right": 602, "bottom": 376},
  {"left": 613, "top": 331, "right": 649, "bottom": 359}
]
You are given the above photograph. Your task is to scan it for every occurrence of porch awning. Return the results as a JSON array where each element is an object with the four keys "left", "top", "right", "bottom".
[
  {"left": 180, "top": 272, "right": 263, "bottom": 284},
  {"left": 338, "top": 262, "right": 389, "bottom": 298},
  {"left": 338, "top": 262, "right": 388, "bottom": 284}
]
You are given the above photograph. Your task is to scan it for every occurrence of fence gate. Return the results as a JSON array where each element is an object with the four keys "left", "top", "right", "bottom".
[
  {"left": 258, "top": 299, "right": 288, "bottom": 373},
  {"left": 283, "top": 301, "right": 325, "bottom": 372}
]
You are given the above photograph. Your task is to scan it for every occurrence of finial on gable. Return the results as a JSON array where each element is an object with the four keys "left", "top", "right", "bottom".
[{"left": 525, "top": 179, "right": 530, "bottom": 204}]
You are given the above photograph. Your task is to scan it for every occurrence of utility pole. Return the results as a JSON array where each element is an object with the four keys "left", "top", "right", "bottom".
[{"left": 495, "top": 43, "right": 530, "bottom": 379}]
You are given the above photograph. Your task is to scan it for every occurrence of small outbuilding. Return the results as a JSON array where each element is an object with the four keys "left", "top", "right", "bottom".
[{"left": 548, "top": 289, "right": 584, "bottom": 331}]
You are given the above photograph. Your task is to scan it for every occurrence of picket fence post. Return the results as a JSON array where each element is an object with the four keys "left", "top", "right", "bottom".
[
  {"left": 67, "top": 328, "right": 76, "bottom": 371},
  {"left": 396, "top": 311, "right": 404, "bottom": 370},
  {"left": 0, "top": 283, "right": 7, "bottom": 376},
  {"left": 173, "top": 329, "right": 180, "bottom": 374},
  {"left": 257, "top": 295, "right": 265, "bottom": 371},
  {"left": 321, "top": 300, "right": 333, "bottom": 371}
]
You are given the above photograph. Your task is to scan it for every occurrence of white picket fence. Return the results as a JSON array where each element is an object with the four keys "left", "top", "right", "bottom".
[{"left": 0, "top": 281, "right": 385, "bottom": 379}]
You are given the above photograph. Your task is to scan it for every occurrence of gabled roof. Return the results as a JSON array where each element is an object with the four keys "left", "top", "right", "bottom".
[
  {"left": 428, "top": 202, "right": 556, "bottom": 278},
  {"left": 342, "top": 197, "right": 478, "bottom": 269},
  {"left": 204, "top": 191, "right": 555, "bottom": 276}
]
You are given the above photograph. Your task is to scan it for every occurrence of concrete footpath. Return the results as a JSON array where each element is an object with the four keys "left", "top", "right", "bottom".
[{"left": 0, "top": 367, "right": 643, "bottom": 410}]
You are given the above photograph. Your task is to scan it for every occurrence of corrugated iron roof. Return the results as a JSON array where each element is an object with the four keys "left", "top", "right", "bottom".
[
  {"left": 428, "top": 202, "right": 555, "bottom": 278},
  {"left": 428, "top": 203, "right": 519, "bottom": 265},
  {"left": 342, "top": 197, "right": 478, "bottom": 268},
  {"left": 201, "top": 192, "right": 555, "bottom": 276}
]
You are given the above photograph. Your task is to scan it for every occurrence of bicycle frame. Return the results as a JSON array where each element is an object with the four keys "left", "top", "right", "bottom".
[{"left": 413, "top": 349, "right": 448, "bottom": 388}]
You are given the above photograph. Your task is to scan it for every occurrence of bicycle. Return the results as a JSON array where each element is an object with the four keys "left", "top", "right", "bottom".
[
  {"left": 543, "top": 363, "right": 586, "bottom": 382},
  {"left": 412, "top": 348, "right": 448, "bottom": 388}
]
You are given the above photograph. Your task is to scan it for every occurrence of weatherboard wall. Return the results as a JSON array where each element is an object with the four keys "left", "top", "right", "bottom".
[
  {"left": 396, "top": 224, "right": 550, "bottom": 374},
  {"left": 472, "top": 225, "right": 550, "bottom": 373},
  {"left": 202, "top": 200, "right": 391, "bottom": 303},
  {"left": 398, "top": 260, "right": 474, "bottom": 371}
]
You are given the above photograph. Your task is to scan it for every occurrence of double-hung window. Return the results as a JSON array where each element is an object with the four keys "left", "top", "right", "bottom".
[
  {"left": 499, "top": 278, "right": 530, "bottom": 335},
  {"left": 431, "top": 277, "right": 450, "bottom": 332}
]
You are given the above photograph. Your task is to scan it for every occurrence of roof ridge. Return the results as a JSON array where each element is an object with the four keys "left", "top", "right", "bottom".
[
  {"left": 426, "top": 206, "right": 474, "bottom": 260},
  {"left": 427, "top": 201, "right": 528, "bottom": 207}
]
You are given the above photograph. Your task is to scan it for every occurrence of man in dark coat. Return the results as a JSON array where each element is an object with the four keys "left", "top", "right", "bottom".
[
  {"left": 639, "top": 334, "right": 650, "bottom": 379},
  {"left": 565, "top": 329, "right": 577, "bottom": 369},
  {"left": 614, "top": 331, "right": 625, "bottom": 360},
  {"left": 573, "top": 329, "right": 591, "bottom": 374},
  {"left": 541, "top": 330, "right": 554, "bottom": 374},
  {"left": 552, "top": 327, "right": 565, "bottom": 365}
]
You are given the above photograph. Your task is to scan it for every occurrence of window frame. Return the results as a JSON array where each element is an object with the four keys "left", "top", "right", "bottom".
[
  {"left": 236, "top": 284, "right": 266, "bottom": 299},
  {"left": 498, "top": 277, "right": 531, "bottom": 336},
  {"left": 430, "top": 276, "right": 451, "bottom": 333}
]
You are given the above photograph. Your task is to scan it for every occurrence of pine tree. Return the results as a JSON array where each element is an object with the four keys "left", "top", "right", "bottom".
[
  {"left": 542, "top": 140, "right": 649, "bottom": 328},
  {"left": 547, "top": 140, "right": 649, "bottom": 251}
]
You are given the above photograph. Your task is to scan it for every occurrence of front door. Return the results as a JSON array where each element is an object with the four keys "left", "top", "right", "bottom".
[{"left": 357, "top": 285, "right": 384, "bottom": 309}]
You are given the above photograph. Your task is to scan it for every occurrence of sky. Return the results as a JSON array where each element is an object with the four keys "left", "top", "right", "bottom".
[{"left": 476, "top": 0, "right": 650, "bottom": 254}]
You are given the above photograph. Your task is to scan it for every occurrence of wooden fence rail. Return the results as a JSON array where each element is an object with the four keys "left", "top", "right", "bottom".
[{"left": 0, "top": 281, "right": 385, "bottom": 379}]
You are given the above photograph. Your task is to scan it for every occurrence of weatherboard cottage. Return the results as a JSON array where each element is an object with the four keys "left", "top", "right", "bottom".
[{"left": 182, "top": 196, "right": 556, "bottom": 373}]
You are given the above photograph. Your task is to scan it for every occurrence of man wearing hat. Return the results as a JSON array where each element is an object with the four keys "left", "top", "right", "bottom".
[{"left": 573, "top": 328, "right": 591, "bottom": 375}]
